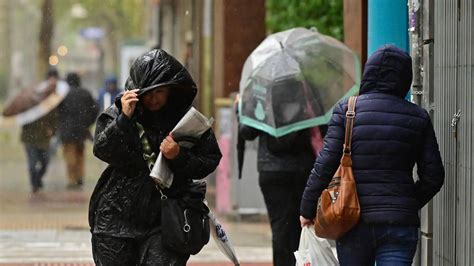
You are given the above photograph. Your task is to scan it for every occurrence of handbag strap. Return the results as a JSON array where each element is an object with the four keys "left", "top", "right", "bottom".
[
  {"left": 135, "top": 122, "right": 157, "bottom": 171},
  {"left": 343, "top": 96, "right": 358, "bottom": 155},
  {"left": 135, "top": 122, "right": 166, "bottom": 193}
]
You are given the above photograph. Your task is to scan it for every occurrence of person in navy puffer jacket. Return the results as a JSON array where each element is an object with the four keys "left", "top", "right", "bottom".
[{"left": 299, "top": 45, "right": 445, "bottom": 265}]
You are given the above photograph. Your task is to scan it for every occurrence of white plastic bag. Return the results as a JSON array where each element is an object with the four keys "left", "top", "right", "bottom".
[{"left": 294, "top": 226, "right": 339, "bottom": 266}]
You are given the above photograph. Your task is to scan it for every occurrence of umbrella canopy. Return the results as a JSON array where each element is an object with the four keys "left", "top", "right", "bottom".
[
  {"left": 238, "top": 27, "right": 361, "bottom": 137},
  {"left": 208, "top": 211, "right": 240, "bottom": 265},
  {"left": 1, "top": 80, "right": 69, "bottom": 127}
]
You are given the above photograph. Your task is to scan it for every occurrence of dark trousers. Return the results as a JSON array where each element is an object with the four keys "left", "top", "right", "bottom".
[
  {"left": 259, "top": 172, "right": 307, "bottom": 266},
  {"left": 24, "top": 144, "right": 50, "bottom": 190},
  {"left": 92, "top": 233, "right": 189, "bottom": 266},
  {"left": 336, "top": 222, "right": 419, "bottom": 265}
]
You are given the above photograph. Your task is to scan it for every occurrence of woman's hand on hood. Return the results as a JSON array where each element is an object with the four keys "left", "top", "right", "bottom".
[{"left": 121, "top": 89, "right": 139, "bottom": 118}]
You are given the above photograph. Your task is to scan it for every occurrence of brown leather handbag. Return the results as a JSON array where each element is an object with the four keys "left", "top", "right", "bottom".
[{"left": 314, "top": 96, "right": 361, "bottom": 240}]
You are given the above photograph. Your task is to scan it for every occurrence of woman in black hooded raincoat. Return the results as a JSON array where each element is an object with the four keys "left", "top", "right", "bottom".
[{"left": 89, "top": 49, "right": 222, "bottom": 265}]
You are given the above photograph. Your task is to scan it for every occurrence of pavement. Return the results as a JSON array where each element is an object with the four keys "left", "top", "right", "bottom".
[{"left": 0, "top": 127, "right": 273, "bottom": 265}]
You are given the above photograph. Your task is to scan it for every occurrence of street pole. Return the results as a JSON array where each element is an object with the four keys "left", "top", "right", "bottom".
[
  {"left": 410, "top": 1, "right": 423, "bottom": 265},
  {"left": 0, "top": 0, "right": 12, "bottom": 99},
  {"left": 367, "top": 0, "right": 409, "bottom": 56},
  {"left": 410, "top": 0, "right": 423, "bottom": 106},
  {"left": 409, "top": 2, "right": 422, "bottom": 262}
]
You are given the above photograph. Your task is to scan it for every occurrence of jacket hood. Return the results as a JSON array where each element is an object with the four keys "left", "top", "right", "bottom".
[
  {"left": 105, "top": 75, "right": 117, "bottom": 85},
  {"left": 359, "top": 45, "right": 412, "bottom": 98},
  {"left": 116, "top": 49, "right": 197, "bottom": 114}
]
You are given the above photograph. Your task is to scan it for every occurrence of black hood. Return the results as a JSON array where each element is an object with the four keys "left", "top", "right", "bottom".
[
  {"left": 116, "top": 49, "right": 197, "bottom": 115},
  {"left": 359, "top": 45, "right": 412, "bottom": 98}
]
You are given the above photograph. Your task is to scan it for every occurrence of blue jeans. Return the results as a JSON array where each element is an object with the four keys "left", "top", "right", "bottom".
[
  {"left": 336, "top": 222, "right": 418, "bottom": 266},
  {"left": 24, "top": 144, "right": 50, "bottom": 190}
]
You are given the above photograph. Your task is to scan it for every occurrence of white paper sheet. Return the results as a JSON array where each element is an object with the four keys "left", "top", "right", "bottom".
[{"left": 150, "top": 107, "right": 213, "bottom": 188}]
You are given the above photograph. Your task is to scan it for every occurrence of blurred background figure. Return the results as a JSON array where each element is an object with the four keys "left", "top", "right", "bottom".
[
  {"left": 20, "top": 68, "right": 60, "bottom": 193},
  {"left": 97, "top": 75, "right": 121, "bottom": 112},
  {"left": 58, "top": 72, "right": 98, "bottom": 189}
]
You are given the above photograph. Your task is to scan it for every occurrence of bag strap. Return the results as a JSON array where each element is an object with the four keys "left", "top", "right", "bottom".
[
  {"left": 135, "top": 122, "right": 169, "bottom": 193},
  {"left": 343, "top": 96, "right": 358, "bottom": 155},
  {"left": 135, "top": 122, "right": 157, "bottom": 171}
]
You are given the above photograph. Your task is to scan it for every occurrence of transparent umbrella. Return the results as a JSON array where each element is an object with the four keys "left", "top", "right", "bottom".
[{"left": 238, "top": 27, "right": 361, "bottom": 137}]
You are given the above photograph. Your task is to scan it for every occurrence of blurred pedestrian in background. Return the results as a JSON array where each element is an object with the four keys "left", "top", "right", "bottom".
[
  {"left": 236, "top": 94, "right": 327, "bottom": 266},
  {"left": 300, "top": 46, "right": 445, "bottom": 265},
  {"left": 57, "top": 72, "right": 98, "bottom": 189},
  {"left": 89, "top": 49, "right": 221, "bottom": 265},
  {"left": 20, "top": 68, "right": 60, "bottom": 193},
  {"left": 97, "top": 75, "right": 122, "bottom": 112}
]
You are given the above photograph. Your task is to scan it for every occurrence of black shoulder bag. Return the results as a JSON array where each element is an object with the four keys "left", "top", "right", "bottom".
[
  {"left": 159, "top": 181, "right": 210, "bottom": 255},
  {"left": 136, "top": 122, "right": 210, "bottom": 255}
]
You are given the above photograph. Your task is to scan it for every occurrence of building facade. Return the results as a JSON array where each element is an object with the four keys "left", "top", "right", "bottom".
[{"left": 415, "top": 0, "right": 473, "bottom": 265}]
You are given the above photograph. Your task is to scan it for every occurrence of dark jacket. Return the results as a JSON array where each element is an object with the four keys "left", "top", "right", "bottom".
[
  {"left": 21, "top": 108, "right": 58, "bottom": 150},
  {"left": 89, "top": 49, "right": 222, "bottom": 237},
  {"left": 58, "top": 86, "right": 98, "bottom": 143},
  {"left": 300, "top": 46, "right": 445, "bottom": 226},
  {"left": 239, "top": 124, "right": 318, "bottom": 181},
  {"left": 20, "top": 83, "right": 58, "bottom": 149}
]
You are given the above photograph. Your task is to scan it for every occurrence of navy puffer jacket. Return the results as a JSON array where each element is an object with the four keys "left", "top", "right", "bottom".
[{"left": 300, "top": 46, "right": 445, "bottom": 226}]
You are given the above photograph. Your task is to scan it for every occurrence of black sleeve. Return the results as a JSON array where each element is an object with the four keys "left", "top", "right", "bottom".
[
  {"left": 235, "top": 100, "right": 260, "bottom": 140},
  {"left": 266, "top": 130, "right": 310, "bottom": 153},
  {"left": 93, "top": 108, "right": 144, "bottom": 167},
  {"left": 239, "top": 124, "right": 260, "bottom": 140},
  {"left": 300, "top": 102, "right": 345, "bottom": 219},
  {"left": 414, "top": 114, "right": 445, "bottom": 208},
  {"left": 168, "top": 129, "right": 222, "bottom": 180}
]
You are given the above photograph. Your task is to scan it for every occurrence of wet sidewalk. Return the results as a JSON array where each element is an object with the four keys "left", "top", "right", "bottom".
[
  {"left": 0, "top": 228, "right": 272, "bottom": 265},
  {"left": 0, "top": 188, "right": 272, "bottom": 265},
  {"left": 0, "top": 131, "right": 272, "bottom": 265}
]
